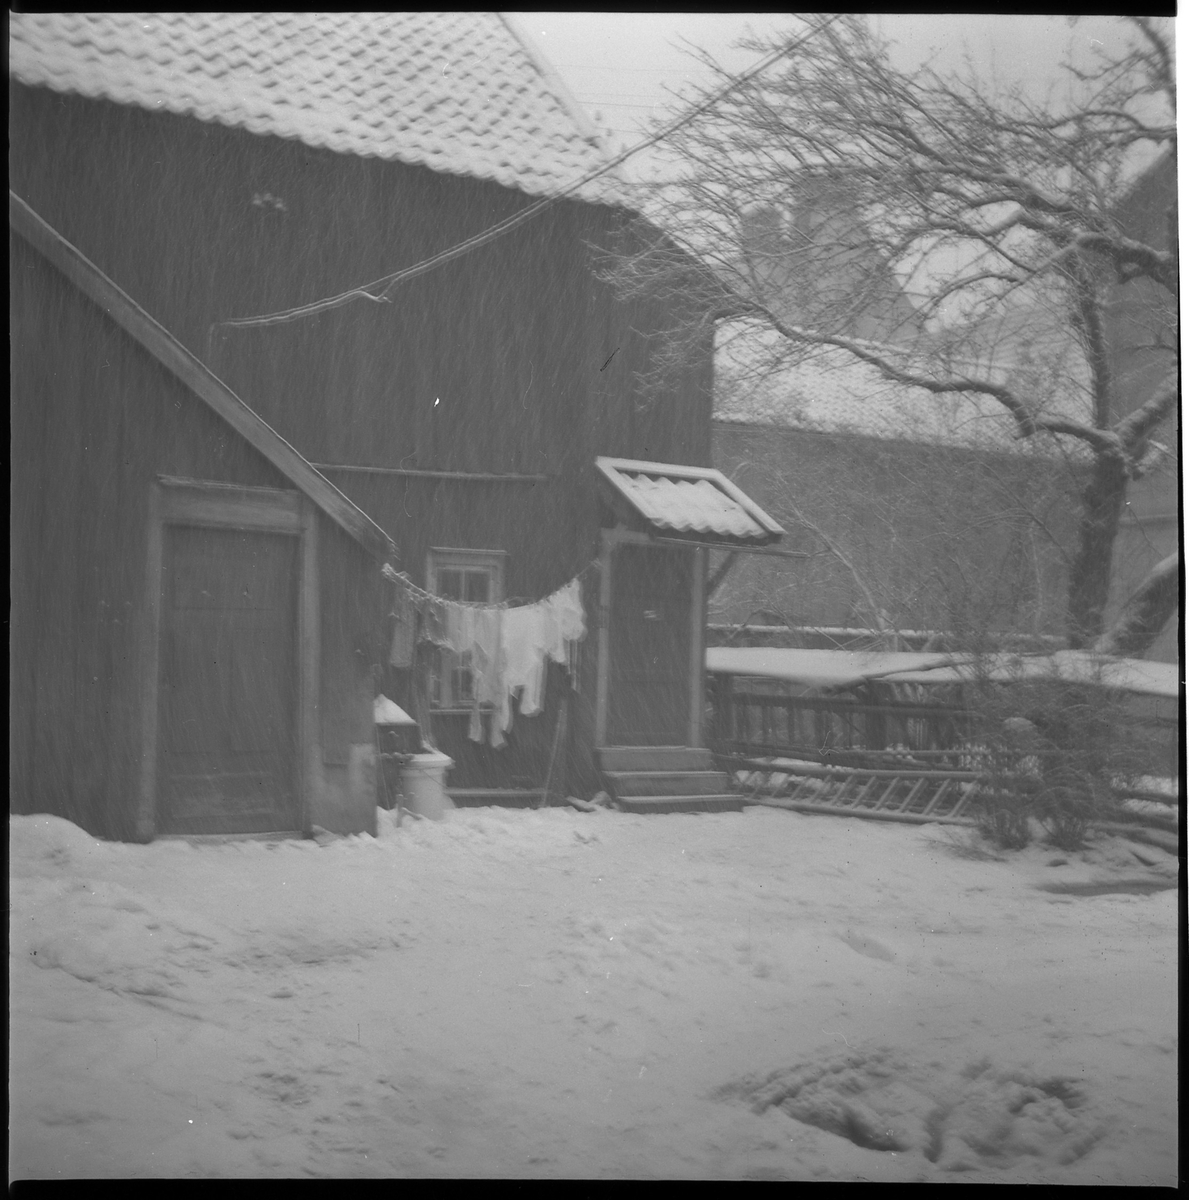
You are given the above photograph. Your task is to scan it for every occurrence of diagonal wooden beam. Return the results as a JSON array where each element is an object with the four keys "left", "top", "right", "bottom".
[
  {"left": 10, "top": 189, "right": 397, "bottom": 562},
  {"left": 706, "top": 551, "right": 739, "bottom": 598}
]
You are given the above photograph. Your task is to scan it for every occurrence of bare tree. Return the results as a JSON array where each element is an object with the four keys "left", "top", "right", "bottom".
[{"left": 606, "top": 15, "right": 1177, "bottom": 654}]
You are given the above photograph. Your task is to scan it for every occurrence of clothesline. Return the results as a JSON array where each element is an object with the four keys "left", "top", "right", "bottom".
[
  {"left": 382, "top": 559, "right": 590, "bottom": 748},
  {"left": 381, "top": 559, "right": 599, "bottom": 611}
]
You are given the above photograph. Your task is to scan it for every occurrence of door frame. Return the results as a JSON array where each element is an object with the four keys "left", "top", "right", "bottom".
[
  {"left": 135, "top": 477, "right": 319, "bottom": 840},
  {"left": 595, "top": 526, "right": 706, "bottom": 749}
]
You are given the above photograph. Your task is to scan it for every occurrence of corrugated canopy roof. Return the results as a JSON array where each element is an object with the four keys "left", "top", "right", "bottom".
[
  {"left": 596, "top": 457, "right": 783, "bottom": 547},
  {"left": 8, "top": 12, "right": 632, "bottom": 209},
  {"left": 705, "top": 646, "right": 1180, "bottom": 699}
]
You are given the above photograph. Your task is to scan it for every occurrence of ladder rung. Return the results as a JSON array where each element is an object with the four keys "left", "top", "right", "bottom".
[{"left": 919, "top": 778, "right": 952, "bottom": 816}]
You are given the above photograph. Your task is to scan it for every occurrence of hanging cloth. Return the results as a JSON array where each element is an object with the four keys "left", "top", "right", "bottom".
[
  {"left": 388, "top": 587, "right": 416, "bottom": 668},
  {"left": 419, "top": 594, "right": 450, "bottom": 648},
  {"left": 383, "top": 564, "right": 589, "bottom": 747},
  {"left": 471, "top": 607, "right": 505, "bottom": 748},
  {"left": 553, "top": 579, "right": 586, "bottom": 646},
  {"left": 502, "top": 603, "right": 549, "bottom": 719}
]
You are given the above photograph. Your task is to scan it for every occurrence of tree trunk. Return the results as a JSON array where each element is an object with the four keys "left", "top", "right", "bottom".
[
  {"left": 1093, "top": 550, "right": 1179, "bottom": 658},
  {"left": 1066, "top": 453, "right": 1128, "bottom": 648}
]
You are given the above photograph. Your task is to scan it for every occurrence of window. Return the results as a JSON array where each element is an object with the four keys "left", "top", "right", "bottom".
[{"left": 426, "top": 548, "right": 505, "bottom": 709}]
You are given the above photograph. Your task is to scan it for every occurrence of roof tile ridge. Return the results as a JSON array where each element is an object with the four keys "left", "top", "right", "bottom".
[{"left": 496, "top": 11, "right": 624, "bottom": 182}]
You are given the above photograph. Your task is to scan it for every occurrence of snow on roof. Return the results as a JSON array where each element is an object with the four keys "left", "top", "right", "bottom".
[
  {"left": 706, "top": 646, "right": 1181, "bottom": 699},
  {"left": 715, "top": 285, "right": 1092, "bottom": 456},
  {"left": 595, "top": 457, "right": 784, "bottom": 546},
  {"left": 715, "top": 344, "right": 1085, "bottom": 455},
  {"left": 706, "top": 647, "right": 957, "bottom": 689},
  {"left": 877, "top": 650, "right": 1181, "bottom": 700},
  {"left": 8, "top": 12, "right": 632, "bottom": 209},
  {"left": 374, "top": 695, "right": 416, "bottom": 726}
]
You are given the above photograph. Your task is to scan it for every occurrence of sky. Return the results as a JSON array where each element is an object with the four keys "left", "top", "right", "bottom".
[{"left": 510, "top": 13, "right": 1167, "bottom": 181}]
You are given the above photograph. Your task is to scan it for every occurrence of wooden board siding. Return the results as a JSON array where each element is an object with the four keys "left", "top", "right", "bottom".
[
  {"left": 12, "top": 230, "right": 301, "bottom": 839},
  {"left": 157, "top": 526, "right": 300, "bottom": 834},
  {"left": 10, "top": 82, "right": 717, "bottom": 805},
  {"left": 10, "top": 88, "right": 712, "bottom": 501},
  {"left": 318, "top": 512, "right": 387, "bottom": 767},
  {"left": 607, "top": 544, "right": 695, "bottom": 745}
]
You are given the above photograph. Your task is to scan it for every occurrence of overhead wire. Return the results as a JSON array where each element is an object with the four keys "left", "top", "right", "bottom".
[{"left": 209, "top": 15, "right": 838, "bottom": 336}]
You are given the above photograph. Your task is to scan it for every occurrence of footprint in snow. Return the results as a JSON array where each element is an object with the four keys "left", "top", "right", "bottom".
[{"left": 840, "top": 931, "right": 896, "bottom": 962}]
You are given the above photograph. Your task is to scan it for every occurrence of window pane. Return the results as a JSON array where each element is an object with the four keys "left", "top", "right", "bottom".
[
  {"left": 464, "top": 570, "right": 490, "bottom": 603},
  {"left": 438, "top": 569, "right": 463, "bottom": 600}
]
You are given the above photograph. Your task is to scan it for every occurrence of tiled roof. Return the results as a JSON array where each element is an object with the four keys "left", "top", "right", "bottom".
[
  {"left": 716, "top": 341, "right": 1087, "bottom": 457},
  {"left": 8, "top": 12, "right": 631, "bottom": 208},
  {"left": 596, "top": 457, "right": 784, "bottom": 546}
]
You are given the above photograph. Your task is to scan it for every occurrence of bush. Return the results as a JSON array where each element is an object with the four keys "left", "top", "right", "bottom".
[{"left": 964, "top": 666, "right": 1144, "bottom": 852}]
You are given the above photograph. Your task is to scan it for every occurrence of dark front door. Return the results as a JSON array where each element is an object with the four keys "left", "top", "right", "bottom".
[
  {"left": 158, "top": 526, "right": 300, "bottom": 834},
  {"left": 607, "top": 543, "right": 693, "bottom": 746}
]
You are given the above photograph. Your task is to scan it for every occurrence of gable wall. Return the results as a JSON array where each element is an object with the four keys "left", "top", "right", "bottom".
[
  {"left": 10, "top": 85, "right": 712, "bottom": 607},
  {"left": 11, "top": 231, "right": 380, "bottom": 836}
]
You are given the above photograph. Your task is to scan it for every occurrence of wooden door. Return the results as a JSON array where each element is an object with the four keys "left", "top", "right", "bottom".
[
  {"left": 607, "top": 543, "right": 693, "bottom": 745},
  {"left": 158, "top": 526, "right": 299, "bottom": 834}
]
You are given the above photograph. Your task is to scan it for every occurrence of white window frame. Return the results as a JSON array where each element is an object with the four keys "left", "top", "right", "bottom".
[{"left": 426, "top": 548, "right": 506, "bottom": 711}]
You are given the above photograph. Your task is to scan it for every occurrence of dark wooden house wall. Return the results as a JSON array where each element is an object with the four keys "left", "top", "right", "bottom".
[
  {"left": 11, "top": 83, "right": 715, "bottom": 800},
  {"left": 11, "top": 230, "right": 383, "bottom": 837},
  {"left": 12, "top": 230, "right": 289, "bottom": 837},
  {"left": 9, "top": 87, "right": 713, "bottom": 599}
]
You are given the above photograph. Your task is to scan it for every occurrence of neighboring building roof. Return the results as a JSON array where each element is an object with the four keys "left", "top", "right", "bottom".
[
  {"left": 10, "top": 190, "right": 396, "bottom": 562},
  {"left": 705, "top": 646, "right": 1179, "bottom": 699},
  {"left": 715, "top": 341, "right": 1086, "bottom": 456},
  {"left": 877, "top": 649, "right": 1181, "bottom": 700},
  {"left": 8, "top": 11, "right": 630, "bottom": 209},
  {"left": 595, "top": 457, "right": 784, "bottom": 546}
]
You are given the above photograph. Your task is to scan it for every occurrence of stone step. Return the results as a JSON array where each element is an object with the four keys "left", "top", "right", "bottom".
[
  {"left": 447, "top": 789, "right": 543, "bottom": 808},
  {"left": 614, "top": 794, "right": 745, "bottom": 814},
  {"left": 598, "top": 745, "right": 716, "bottom": 773},
  {"left": 604, "top": 770, "right": 734, "bottom": 797}
]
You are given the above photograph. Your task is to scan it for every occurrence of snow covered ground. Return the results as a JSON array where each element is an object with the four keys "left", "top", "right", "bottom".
[{"left": 10, "top": 805, "right": 1180, "bottom": 1182}]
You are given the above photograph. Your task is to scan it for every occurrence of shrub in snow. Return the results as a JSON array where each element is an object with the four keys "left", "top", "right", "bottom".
[{"left": 964, "top": 668, "right": 1146, "bottom": 851}]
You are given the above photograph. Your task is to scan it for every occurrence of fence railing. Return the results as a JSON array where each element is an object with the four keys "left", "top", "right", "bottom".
[
  {"left": 706, "top": 678, "right": 1180, "bottom": 807},
  {"left": 707, "top": 681, "right": 975, "bottom": 770}
]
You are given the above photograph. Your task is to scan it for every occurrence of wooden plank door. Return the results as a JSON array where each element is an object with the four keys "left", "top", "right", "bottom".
[
  {"left": 158, "top": 526, "right": 299, "bottom": 834},
  {"left": 607, "top": 543, "right": 693, "bottom": 746}
]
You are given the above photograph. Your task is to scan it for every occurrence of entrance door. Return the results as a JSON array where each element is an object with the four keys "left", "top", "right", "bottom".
[
  {"left": 607, "top": 543, "right": 693, "bottom": 745},
  {"left": 158, "top": 526, "right": 299, "bottom": 834}
]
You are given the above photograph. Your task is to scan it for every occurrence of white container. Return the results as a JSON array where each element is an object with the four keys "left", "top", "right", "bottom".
[{"left": 402, "top": 749, "right": 455, "bottom": 820}]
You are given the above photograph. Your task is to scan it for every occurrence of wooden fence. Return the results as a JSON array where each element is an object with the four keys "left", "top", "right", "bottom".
[
  {"left": 706, "top": 676, "right": 976, "bottom": 770},
  {"left": 706, "top": 675, "right": 1180, "bottom": 803}
]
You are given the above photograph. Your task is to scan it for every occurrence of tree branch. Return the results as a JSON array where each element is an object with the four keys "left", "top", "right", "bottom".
[
  {"left": 1115, "top": 383, "right": 1178, "bottom": 452},
  {"left": 1092, "top": 549, "right": 1180, "bottom": 658}
]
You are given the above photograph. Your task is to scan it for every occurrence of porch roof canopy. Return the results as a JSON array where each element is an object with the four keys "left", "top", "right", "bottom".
[
  {"left": 595, "top": 456, "right": 783, "bottom": 547},
  {"left": 705, "top": 646, "right": 1180, "bottom": 700}
]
